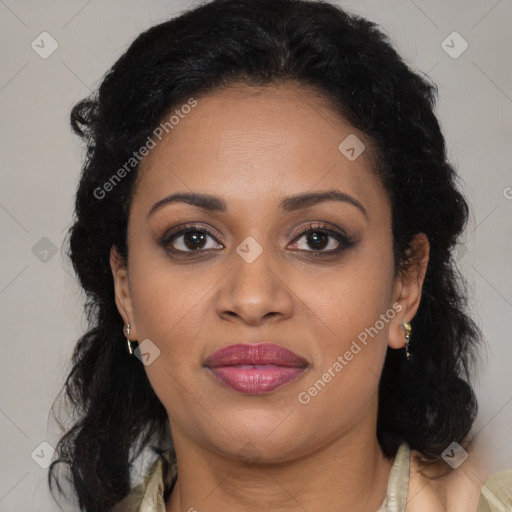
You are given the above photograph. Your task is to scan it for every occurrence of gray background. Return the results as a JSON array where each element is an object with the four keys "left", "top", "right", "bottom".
[{"left": 0, "top": 0, "right": 511, "bottom": 510}]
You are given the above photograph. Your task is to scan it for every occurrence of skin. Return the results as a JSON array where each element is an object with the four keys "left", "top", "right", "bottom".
[{"left": 110, "top": 82, "right": 432, "bottom": 512}]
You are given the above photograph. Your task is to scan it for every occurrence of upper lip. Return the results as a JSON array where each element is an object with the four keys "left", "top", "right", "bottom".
[{"left": 204, "top": 342, "right": 308, "bottom": 368}]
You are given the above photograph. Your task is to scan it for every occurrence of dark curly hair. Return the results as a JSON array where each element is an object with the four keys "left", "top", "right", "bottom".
[{"left": 48, "top": 0, "right": 482, "bottom": 510}]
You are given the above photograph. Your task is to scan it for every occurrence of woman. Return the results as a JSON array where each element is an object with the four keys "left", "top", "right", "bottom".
[{"left": 48, "top": 0, "right": 512, "bottom": 510}]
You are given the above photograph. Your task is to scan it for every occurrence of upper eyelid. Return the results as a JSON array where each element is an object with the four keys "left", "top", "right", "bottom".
[{"left": 166, "top": 223, "right": 345, "bottom": 237}]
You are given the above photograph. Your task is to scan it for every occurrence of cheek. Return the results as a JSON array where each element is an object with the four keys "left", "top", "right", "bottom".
[
  {"left": 126, "top": 263, "right": 209, "bottom": 411},
  {"left": 128, "top": 246, "right": 213, "bottom": 342},
  {"left": 300, "top": 256, "right": 394, "bottom": 352},
  {"left": 292, "top": 266, "right": 394, "bottom": 425},
  {"left": 291, "top": 261, "right": 395, "bottom": 420}
]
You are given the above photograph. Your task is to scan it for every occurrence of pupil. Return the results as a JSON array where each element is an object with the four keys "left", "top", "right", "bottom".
[
  {"left": 185, "top": 232, "right": 205, "bottom": 250},
  {"left": 309, "top": 232, "right": 327, "bottom": 250}
]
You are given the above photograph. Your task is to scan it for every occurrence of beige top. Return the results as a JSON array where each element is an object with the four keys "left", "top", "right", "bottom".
[{"left": 112, "top": 443, "right": 512, "bottom": 512}]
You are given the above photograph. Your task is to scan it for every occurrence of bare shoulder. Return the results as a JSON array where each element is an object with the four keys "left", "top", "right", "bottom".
[{"left": 404, "top": 444, "right": 510, "bottom": 512}]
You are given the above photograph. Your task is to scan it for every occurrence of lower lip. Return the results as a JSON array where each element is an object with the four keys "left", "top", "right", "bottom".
[{"left": 207, "top": 365, "right": 306, "bottom": 394}]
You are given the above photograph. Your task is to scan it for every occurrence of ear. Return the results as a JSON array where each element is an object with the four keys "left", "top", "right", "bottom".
[
  {"left": 109, "top": 245, "right": 139, "bottom": 341},
  {"left": 388, "top": 232, "right": 430, "bottom": 349}
]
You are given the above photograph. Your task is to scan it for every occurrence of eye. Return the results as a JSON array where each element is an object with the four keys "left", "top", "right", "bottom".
[
  {"left": 162, "top": 224, "right": 223, "bottom": 252},
  {"left": 289, "top": 224, "right": 354, "bottom": 255},
  {"left": 160, "top": 222, "right": 355, "bottom": 257}
]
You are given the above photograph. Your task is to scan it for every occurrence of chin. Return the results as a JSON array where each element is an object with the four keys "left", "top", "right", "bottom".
[{"left": 206, "top": 414, "right": 312, "bottom": 463}]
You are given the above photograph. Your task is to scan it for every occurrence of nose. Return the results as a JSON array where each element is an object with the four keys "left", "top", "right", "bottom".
[{"left": 215, "top": 246, "right": 294, "bottom": 326}]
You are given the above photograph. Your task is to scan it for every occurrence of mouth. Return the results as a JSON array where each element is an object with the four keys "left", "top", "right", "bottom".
[{"left": 204, "top": 342, "right": 308, "bottom": 395}]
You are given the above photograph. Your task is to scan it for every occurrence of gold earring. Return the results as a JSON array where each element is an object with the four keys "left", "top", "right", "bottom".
[
  {"left": 124, "top": 323, "right": 136, "bottom": 355},
  {"left": 403, "top": 322, "right": 412, "bottom": 360}
]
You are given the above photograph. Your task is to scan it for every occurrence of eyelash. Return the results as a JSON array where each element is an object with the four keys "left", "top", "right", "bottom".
[{"left": 161, "top": 223, "right": 355, "bottom": 257}]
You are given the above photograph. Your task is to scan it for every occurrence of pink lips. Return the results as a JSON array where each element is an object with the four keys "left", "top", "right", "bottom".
[{"left": 204, "top": 343, "right": 308, "bottom": 395}]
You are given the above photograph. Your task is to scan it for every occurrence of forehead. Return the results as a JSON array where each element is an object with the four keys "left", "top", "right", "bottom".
[{"left": 131, "top": 83, "right": 388, "bottom": 220}]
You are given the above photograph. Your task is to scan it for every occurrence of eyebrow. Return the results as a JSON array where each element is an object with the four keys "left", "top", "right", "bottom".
[{"left": 147, "top": 189, "right": 368, "bottom": 220}]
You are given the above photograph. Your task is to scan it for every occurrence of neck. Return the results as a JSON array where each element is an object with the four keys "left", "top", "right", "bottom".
[{"left": 166, "top": 425, "right": 393, "bottom": 512}]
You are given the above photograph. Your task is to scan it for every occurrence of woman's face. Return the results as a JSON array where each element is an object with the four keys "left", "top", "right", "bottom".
[{"left": 111, "top": 83, "right": 427, "bottom": 463}]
